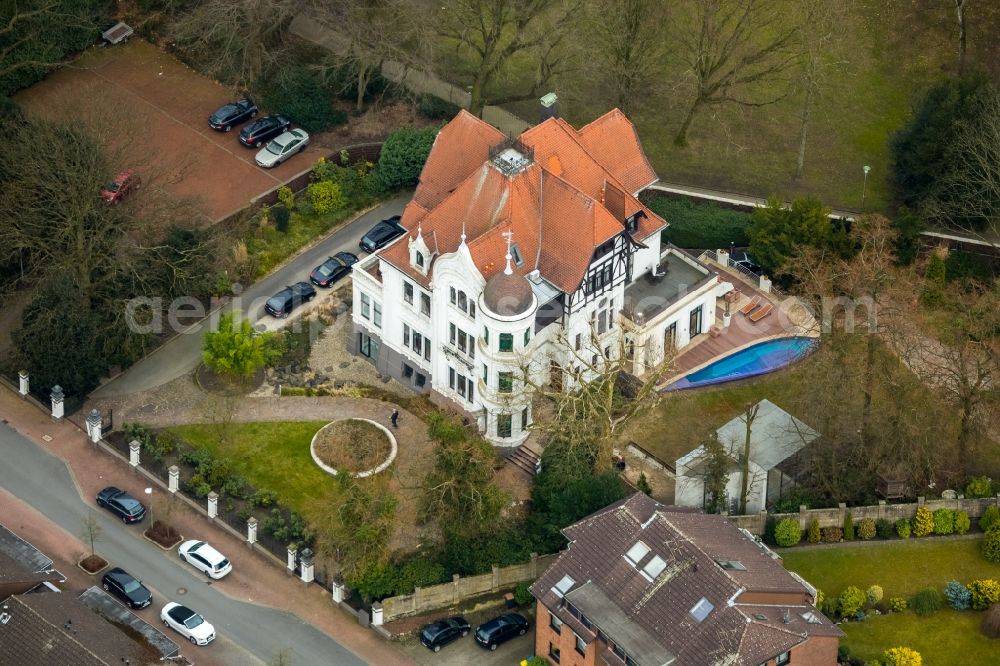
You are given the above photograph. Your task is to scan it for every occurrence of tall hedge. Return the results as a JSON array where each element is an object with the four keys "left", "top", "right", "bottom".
[
  {"left": 375, "top": 126, "right": 438, "bottom": 191},
  {"left": 647, "top": 197, "right": 751, "bottom": 250}
]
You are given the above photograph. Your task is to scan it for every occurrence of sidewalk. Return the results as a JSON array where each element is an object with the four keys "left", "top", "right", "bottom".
[{"left": 0, "top": 385, "right": 415, "bottom": 666}]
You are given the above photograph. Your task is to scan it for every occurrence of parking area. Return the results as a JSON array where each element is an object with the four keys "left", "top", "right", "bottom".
[
  {"left": 15, "top": 40, "right": 325, "bottom": 220},
  {"left": 396, "top": 624, "right": 535, "bottom": 666}
]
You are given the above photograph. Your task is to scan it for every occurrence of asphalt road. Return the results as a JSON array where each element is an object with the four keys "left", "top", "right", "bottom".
[
  {"left": 0, "top": 423, "right": 367, "bottom": 666},
  {"left": 93, "top": 192, "right": 411, "bottom": 398}
]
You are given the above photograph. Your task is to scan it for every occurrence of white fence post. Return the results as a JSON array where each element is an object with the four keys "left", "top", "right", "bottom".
[
  {"left": 128, "top": 440, "right": 140, "bottom": 469},
  {"left": 50, "top": 385, "right": 64, "bottom": 421},
  {"left": 247, "top": 517, "right": 257, "bottom": 546},
  {"left": 299, "top": 548, "right": 314, "bottom": 583},
  {"left": 207, "top": 491, "right": 218, "bottom": 521},
  {"left": 86, "top": 410, "right": 103, "bottom": 443},
  {"left": 287, "top": 544, "right": 297, "bottom": 575},
  {"left": 18, "top": 370, "right": 29, "bottom": 398},
  {"left": 168, "top": 466, "right": 179, "bottom": 494},
  {"left": 371, "top": 602, "right": 384, "bottom": 626}
]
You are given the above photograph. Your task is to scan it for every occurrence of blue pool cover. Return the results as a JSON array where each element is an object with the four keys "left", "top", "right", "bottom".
[{"left": 668, "top": 336, "right": 817, "bottom": 390}]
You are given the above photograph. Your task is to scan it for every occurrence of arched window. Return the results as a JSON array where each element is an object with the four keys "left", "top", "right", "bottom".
[{"left": 415, "top": 252, "right": 424, "bottom": 268}]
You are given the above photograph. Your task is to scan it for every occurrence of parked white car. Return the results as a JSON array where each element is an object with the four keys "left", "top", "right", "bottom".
[
  {"left": 255, "top": 128, "right": 309, "bottom": 168},
  {"left": 160, "top": 602, "right": 216, "bottom": 645},
  {"left": 178, "top": 540, "right": 232, "bottom": 579}
]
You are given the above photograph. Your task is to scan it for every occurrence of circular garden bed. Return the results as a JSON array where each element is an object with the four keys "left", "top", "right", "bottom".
[{"left": 310, "top": 418, "right": 396, "bottom": 478}]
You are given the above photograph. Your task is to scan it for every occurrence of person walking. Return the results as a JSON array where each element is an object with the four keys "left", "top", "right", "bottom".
[{"left": 390, "top": 409, "right": 399, "bottom": 428}]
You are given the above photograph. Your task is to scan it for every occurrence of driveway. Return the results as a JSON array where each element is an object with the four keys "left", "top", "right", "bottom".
[
  {"left": 396, "top": 628, "right": 535, "bottom": 666},
  {"left": 0, "top": 422, "right": 374, "bottom": 665},
  {"left": 93, "top": 191, "right": 410, "bottom": 398},
  {"left": 14, "top": 40, "right": 320, "bottom": 221}
]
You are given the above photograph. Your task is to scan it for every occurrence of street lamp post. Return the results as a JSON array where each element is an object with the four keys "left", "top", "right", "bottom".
[
  {"left": 144, "top": 487, "right": 153, "bottom": 531},
  {"left": 862, "top": 165, "right": 871, "bottom": 208}
]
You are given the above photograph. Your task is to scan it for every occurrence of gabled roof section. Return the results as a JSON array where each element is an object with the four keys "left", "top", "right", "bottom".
[
  {"left": 714, "top": 399, "right": 820, "bottom": 472},
  {"left": 578, "top": 109, "right": 659, "bottom": 194},
  {"left": 412, "top": 110, "right": 506, "bottom": 211},
  {"left": 531, "top": 493, "right": 841, "bottom": 666},
  {"left": 380, "top": 110, "right": 666, "bottom": 294}
]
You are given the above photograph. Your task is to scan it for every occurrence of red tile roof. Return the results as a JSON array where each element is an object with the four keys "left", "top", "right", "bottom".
[
  {"left": 381, "top": 110, "right": 667, "bottom": 295},
  {"left": 578, "top": 109, "right": 659, "bottom": 194}
]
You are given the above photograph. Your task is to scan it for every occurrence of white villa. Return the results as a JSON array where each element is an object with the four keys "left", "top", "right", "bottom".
[
  {"left": 675, "top": 399, "right": 820, "bottom": 514},
  {"left": 351, "top": 108, "right": 727, "bottom": 446}
]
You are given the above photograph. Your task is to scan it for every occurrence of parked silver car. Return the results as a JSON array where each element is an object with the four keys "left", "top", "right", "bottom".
[{"left": 255, "top": 128, "right": 309, "bottom": 168}]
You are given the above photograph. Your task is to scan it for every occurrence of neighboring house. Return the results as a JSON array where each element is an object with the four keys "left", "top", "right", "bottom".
[
  {"left": 0, "top": 523, "right": 64, "bottom": 599},
  {"left": 675, "top": 400, "right": 819, "bottom": 515},
  {"left": 530, "top": 493, "right": 842, "bottom": 666},
  {"left": 352, "top": 107, "right": 725, "bottom": 446},
  {"left": 0, "top": 590, "right": 182, "bottom": 665}
]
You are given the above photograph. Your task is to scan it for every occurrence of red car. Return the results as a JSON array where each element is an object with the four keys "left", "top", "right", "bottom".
[{"left": 100, "top": 170, "right": 140, "bottom": 203}]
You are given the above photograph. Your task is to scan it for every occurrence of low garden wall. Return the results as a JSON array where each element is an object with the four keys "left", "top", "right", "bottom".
[
  {"left": 378, "top": 553, "right": 557, "bottom": 623},
  {"left": 730, "top": 496, "right": 1000, "bottom": 536}
]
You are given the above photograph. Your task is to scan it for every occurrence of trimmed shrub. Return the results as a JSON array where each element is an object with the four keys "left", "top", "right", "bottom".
[
  {"left": 763, "top": 515, "right": 778, "bottom": 546},
  {"left": 839, "top": 586, "right": 867, "bottom": 617},
  {"left": 896, "top": 518, "right": 912, "bottom": 539},
  {"left": 857, "top": 517, "right": 877, "bottom": 540},
  {"left": 966, "top": 475, "right": 993, "bottom": 498},
  {"left": 944, "top": 580, "right": 972, "bottom": 610},
  {"left": 912, "top": 588, "right": 943, "bottom": 616},
  {"left": 821, "top": 596, "right": 839, "bottom": 618},
  {"left": 394, "top": 557, "right": 447, "bottom": 595},
  {"left": 882, "top": 646, "right": 922, "bottom": 666},
  {"left": 273, "top": 205, "right": 290, "bottom": 233},
  {"left": 307, "top": 180, "right": 345, "bottom": 215},
  {"left": 876, "top": 518, "right": 895, "bottom": 539},
  {"left": 968, "top": 579, "right": 1000, "bottom": 610},
  {"left": 843, "top": 511, "right": 855, "bottom": 540},
  {"left": 980, "top": 506, "right": 1000, "bottom": 532},
  {"left": 277, "top": 186, "right": 295, "bottom": 211},
  {"left": 984, "top": 526, "right": 1000, "bottom": 563},
  {"left": 815, "top": 588, "right": 825, "bottom": 608},
  {"left": 376, "top": 126, "right": 438, "bottom": 192},
  {"left": 888, "top": 597, "right": 908, "bottom": 612},
  {"left": 867, "top": 585, "right": 884, "bottom": 606},
  {"left": 514, "top": 582, "right": 533, "bottom": 606},
  {"left": 982, "top": 604, "right": 1000, "bottom": 639},
  {"left": 821, "top": 526, "right": 843, "bottom": 543},
  {"left": 933, "top": 508, "right": 955, "bottom": 535},
  {"left": 774, "top": 518, "right": 802, "bottom": 547},
  {"left": 807, "top": 518, "right": 821, "bottom": 544},
  {"left": 912, "top": 507, "right": 934, "bottom": 537},
  {"left": 647, "top": 197, "right": 752, "bottom": 249},
  {"left": 954, "top": 511, "right": 971, "bottom": 535}
]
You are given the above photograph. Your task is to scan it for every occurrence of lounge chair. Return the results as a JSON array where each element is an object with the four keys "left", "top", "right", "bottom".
[
  {"left": 738, "top": 295, "right": 761, "bottom": 316},
  {"left": 750, "top": 302, "right": 774, "bottom": 322}
]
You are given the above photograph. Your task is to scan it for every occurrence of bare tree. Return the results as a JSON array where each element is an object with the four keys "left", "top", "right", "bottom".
[
  {"left": 733, "top": 402, "right": 760, "bottom": 515},
  {"left": 0, "top": 2, "right": 96, "bottom": 86},
  {"left": 308, "top": 0, "right": 431, "bottom": 111},
  {"left": 173, "top": 0, "right": 300, "bottom": 89},
  {"left": 81, "top": 512, "right": 102, "bottom": 557},
  {"left": 955, "top": 0, "right": 968, "bottom": 75},
  {"left": 671, "top": 0, "right": 800, "bottom": 146},
  {"left": 436, "top": 0, "right": 582, "bottom": 117},
  {"left": 587, "top": 0, "right": 670, "bottom": 116}
]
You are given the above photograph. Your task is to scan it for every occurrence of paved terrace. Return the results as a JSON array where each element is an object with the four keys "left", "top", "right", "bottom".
[{"left": 623, "top": 251, "right": 715, "bottom": 324}]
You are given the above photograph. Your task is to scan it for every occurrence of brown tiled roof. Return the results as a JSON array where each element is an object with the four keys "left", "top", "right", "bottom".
[
  {"left": 0, "top": 550, "right": 54, "bottom": 587},
  {"left": 530, "top": 493, "right": 842, "bottom": 666},
  {"left": 0, "top": 594, "right": 161, "bottom": 666},
  {"left": 381, "top": 110, "right": 667, "bottom": 295},
  {"left": 578, "top": 109, "right": 659, "bottom": 194}
]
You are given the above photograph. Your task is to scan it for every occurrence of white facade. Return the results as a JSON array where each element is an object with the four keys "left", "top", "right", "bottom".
[{"left": 352, "top": 229, "right": 720, "bottom": 447}]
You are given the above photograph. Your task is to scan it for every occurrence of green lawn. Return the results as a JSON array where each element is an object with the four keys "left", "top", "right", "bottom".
[
  {"left": 841, "top": 610, "right": 999, "bottom": 666},
  {"left": 780, "top": 538, "right": 999, "bottom": 600},
  {"left": 166, "top": 421, "right": 337, "bottom": 518}
]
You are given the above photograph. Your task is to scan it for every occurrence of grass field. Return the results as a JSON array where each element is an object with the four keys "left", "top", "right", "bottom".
[
  {"left": 780, "top": 538, "right": 1000, "bottom": 664},
  {"left": 166, "top": 421, "right": 335, "bottom": 516},
  {"left": 780, "top": 538, "right": 998, "bottom": 599}
]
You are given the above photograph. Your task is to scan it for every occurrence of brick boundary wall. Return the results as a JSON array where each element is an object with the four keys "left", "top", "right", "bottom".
[
  {"left": 728, "top": 495, "right": 1000, "bottom": 536},
  {"left": 379, "top": 553, "right": 559, "bottom": 623}
]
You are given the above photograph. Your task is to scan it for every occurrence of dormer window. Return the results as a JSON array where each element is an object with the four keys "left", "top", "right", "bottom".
[{"left": 511, "top": 243, "right": 524, "bottom": 267}]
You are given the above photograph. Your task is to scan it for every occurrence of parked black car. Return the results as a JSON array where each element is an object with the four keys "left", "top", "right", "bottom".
[
  {"left": 264, "top": 281, "right": 317, "bottom": 318},
  {"left": 101, "top": 567, "right": 152, "bottom": 609},
  {"left": 239, "top": 114, "right": 291, "bottom": 147},
  {"left": 730, "top": 250, "right": 762, "bottom": 276},
  {"left": 474, "top": 613, "right": 529, "bottom": 651},
  {"left": 419, "top": 616, "right": 470, "bottom": 652},
  {"left": 96, "top": 486, "right": 146, "bottom": 524},
  {"left": 359, "top": 215, "right": 406, "bottom": 253},
  {"left": 208, "top": 98, "right": 257, "bottom": 132},
  {"left": 309, "top": 252, "right": 358, "bottom": 288}
]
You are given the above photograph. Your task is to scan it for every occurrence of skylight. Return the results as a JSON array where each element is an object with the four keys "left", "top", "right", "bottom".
[
  {"left": 642, "top": 555, "right": 667, "bottom": 580},
  {"left": 801, "top": 611, "right": 821, "bottom": 624},
  {"left": 552, "top": 574, "right": 575, "bottom": 598},
  {"left": 511, "top": 243, "right": 524, "bottom": 267},
  {"left": 689, "top": 597, "right": 714, "bottom": 623},
  {"left": 624, "top": 541, "right": 650, "bottom": 566},
  {"left": 716, "top": 560, "right": 747, "bottom": 571}
]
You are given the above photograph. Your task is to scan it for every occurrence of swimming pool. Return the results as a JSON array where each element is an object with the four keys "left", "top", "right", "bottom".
[{"left": 668, "top": 336, "right": 817, "bottom": 390}]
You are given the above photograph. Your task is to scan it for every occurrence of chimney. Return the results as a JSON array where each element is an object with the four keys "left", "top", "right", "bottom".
[{"left": 539, "top": 93, "right": 559, "bottom": 121}]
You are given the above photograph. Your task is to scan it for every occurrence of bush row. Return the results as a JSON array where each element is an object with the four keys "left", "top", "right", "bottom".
[
  {"left": 819, "top": 577, "right": 1000, "bottom": 625},
  {"left": 774, "top": 506, "right": 982, "bottom": 547},
  {"left": 644, "top": 196, "right": 751, "bottom": 250}
]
